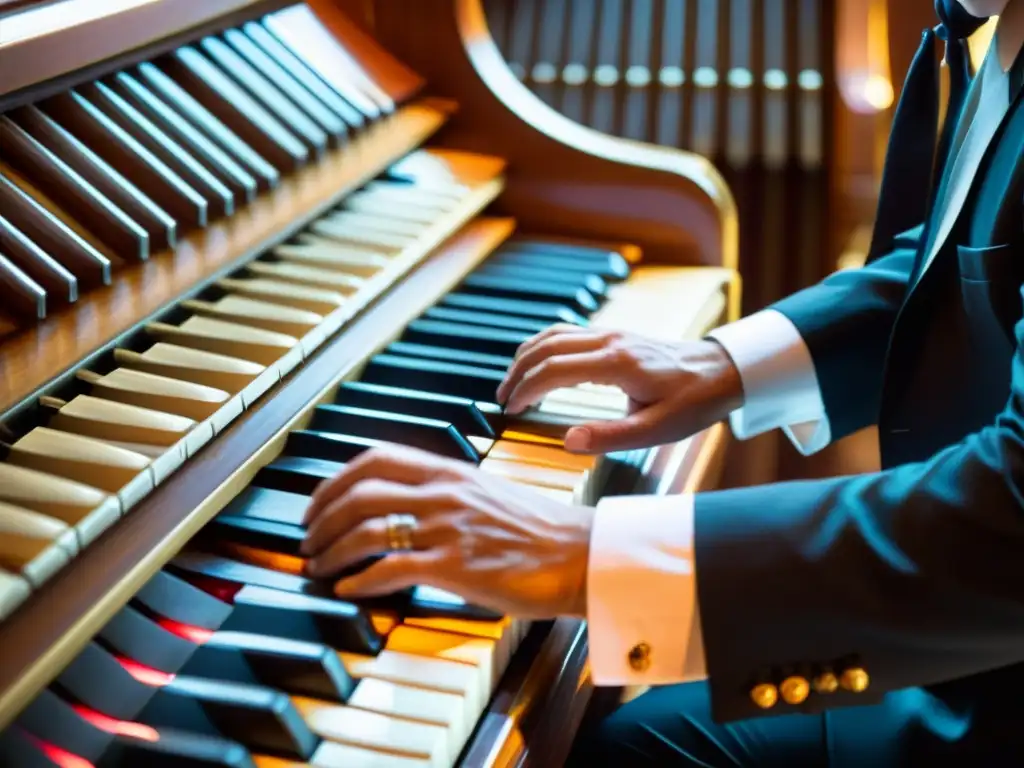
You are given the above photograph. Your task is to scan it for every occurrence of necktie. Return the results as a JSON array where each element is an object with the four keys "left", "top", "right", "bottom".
[{"left": 865, "top": 0, "right": 989, "bottom": 263}]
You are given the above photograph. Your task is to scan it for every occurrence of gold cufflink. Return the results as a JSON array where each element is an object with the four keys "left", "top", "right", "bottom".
[
  {"left": 750, "top": 683, "right": 778, "bottom": 709},
  {"left": 840, "top": 667, "right": 869, "bottom": 693},
  {"left": 780, "top": 675, "right": 809, "bottom": 705},
  {"left": 628, "top": 642, "right": 651, "bottom": 672},
  {"left": 812, "top": 671, "right": 839, "bottom": 694}
]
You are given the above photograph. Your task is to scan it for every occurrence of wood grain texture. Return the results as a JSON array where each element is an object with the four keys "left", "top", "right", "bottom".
[
  {"left": 0, "top": 218, "right": 515, "bottom": 730},
  {"left": 0, "top": 100, "right": 450, "bottom": 416},
  {"left": 331, "top": 0, "right": 738, "bottom": 280}
]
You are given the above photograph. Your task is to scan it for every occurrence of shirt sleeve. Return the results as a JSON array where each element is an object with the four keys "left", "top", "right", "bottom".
[
  {"left": 706, "top": 308, "right": 831, "bottom": 456},
  {"left": 586, "top": 493, "right": 707, "bottom": 686}
]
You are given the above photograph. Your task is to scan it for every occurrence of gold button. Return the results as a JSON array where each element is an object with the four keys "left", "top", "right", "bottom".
[
  {"left": 812, "top": 672, "right": 839, "bottom": 694},
  {"left": 780, "top": 676, "right": 810, "bottom": 705},
  {"left": 628, "top": 643, "right": 651, "bottom": 672},
  {"left": 750, "top": 683, "right": 778, "bottom": 709},
  {"left": 840, "top": 667, "right": 869, "bottom": 693}
]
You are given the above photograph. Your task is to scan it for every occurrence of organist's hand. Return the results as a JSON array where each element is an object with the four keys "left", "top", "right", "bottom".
[
  {"left": 497, "top": 324, "right": 743, "bottom": 453},
  {"left": 300, "top": 444, "right": 593, "bottom": 618}
]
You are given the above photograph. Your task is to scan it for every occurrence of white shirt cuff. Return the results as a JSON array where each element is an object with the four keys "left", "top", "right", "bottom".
[
  {"left": 586, "top": 494, "right": 707, "bottom": 686},
  {"left": 707, "top": 309, "right": 831, "bottom": 456}
]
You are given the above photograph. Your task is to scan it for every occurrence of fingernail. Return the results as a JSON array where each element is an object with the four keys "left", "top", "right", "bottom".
[
  {"left": 305, "top": 559, "right": 321, "bottom": 577},
  {"left": 334, "top": 580, "right": 354, "bottom": 597},
  {"left": 564, "top": 427, "right": 591, "bottom": 452}
]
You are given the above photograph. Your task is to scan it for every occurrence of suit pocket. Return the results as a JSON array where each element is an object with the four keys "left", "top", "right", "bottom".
[{"left": 958, "top": 242, "right": 1023, "bottom": 349}]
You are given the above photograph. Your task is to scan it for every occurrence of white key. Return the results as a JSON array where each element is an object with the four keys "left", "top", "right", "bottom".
[
  {"left": 340, "top": 650, "right": 484, "bottom": 721},
  {"left": 7, "top": 427, "right": 152, "bottom": 497},
  {"left": 292, "top": 698, "right": 449, "bottom": 766},
  {"left": 217, "top": 277, "right": 346, "bottom": 315},
  {"left": 486, "top": 438, "right": 596, "bottom": 472},
  {"left": 348, "top": 677, "right": 469, "bottom": 757},
  {"left": 0, "top": 501, "right": 76, "bottom": 587},
  {"left": 114, "top": 343, "right": 265, "bottom": 393},
  {"left": 45, "top": 394, "right": 194, "bottom": 448},
  {"left": 182, "top": 295, "right": 323, "bottom": 338},
  {"left": 0, "top": 568, "right": 31, "bottom": 620},
  {"left": 246, "top": 262, "right": 364, "bottom": 294},
  {"left": 276, "top": 239, "right": 390, "bottom": 276},
  {"left": 147, "top": 316, "right": 297, "bottom": 366},
  {"left": 78, "top": 367, "right": 230, "bottom": 421},
  {"left": 0, "top": 463, "right": 119, "bottom": 544},
  {"left": 255, "top": 741, "right": 433, "bottom": 767}
]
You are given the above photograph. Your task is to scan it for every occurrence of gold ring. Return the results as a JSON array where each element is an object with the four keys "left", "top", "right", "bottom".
[{"left": 385, "top": 513, "right": 417, "bottom": 551}]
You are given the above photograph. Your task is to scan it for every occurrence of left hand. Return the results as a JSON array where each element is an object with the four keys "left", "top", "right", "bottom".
[{"left": 300, "top": 444, "right": 594, "bottom": 618}]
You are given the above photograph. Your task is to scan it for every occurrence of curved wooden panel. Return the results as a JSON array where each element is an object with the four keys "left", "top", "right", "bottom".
[{"left": 321, "top": 0, "right": 738, "bottom": 280}]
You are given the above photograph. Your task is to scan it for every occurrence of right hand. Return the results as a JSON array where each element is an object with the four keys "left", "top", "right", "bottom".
[{"left": 496, "top": 324, "right": 744, "bottom": 454}]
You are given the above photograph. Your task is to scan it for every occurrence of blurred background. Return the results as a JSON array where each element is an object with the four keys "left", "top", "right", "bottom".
[{"left": 481, "top": 0, "right": 997, "bottom": 489}]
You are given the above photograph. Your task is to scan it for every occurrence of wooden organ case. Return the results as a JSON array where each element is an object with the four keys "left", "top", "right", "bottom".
[{"left": 0, "top": 1, "right": 738, "bottom": 765}]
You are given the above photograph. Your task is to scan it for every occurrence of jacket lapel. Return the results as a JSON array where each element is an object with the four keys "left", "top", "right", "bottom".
[{"left": 913, "top": 54, "right": 1019, "bottom": 284}]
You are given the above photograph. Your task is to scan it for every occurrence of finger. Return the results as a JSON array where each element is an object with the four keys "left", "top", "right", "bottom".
[
  {"left": 333, "top": 550, "right": 442, "bottom": 598},
  {"left": 563, "top": 398, "right": 681, "bottom": 454},
  {"left": 497, "top": 332, "right": 609, "bottom": 406},
  {"left": 306, "top": 515, "right": 446, "bottom": 577},
  {"left": 504, "top": 350, "right": 621, "bottom": 415},
  {"left": 304, "top": 444, "right": 458, "bottom": 525},
  {"left": 511, "top": 323, "right": 587, "bottom": 362},
  {"left": 303, "top": 479, "right": 454, "bottom": 554}
]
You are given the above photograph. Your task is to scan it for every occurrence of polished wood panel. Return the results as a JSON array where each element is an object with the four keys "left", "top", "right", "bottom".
[
  {"left": 0, "top": 99, "right": 451, "bottom": 415},
  {"left": 0, "top": 218, "right": 513, "bottom": 730},
  {"left": 318, "top": 0, "right": 737, "bottom": 276}
]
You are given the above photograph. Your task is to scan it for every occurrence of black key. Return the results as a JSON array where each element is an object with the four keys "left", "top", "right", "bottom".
[
  {"left": 285, "top": 430, "right": 380, "bottom": 464},
  {"left": 386, "top": 341, "right": 513, "bottom": 372},
  {"left": 15, "top": 100, "right": 179, "bottom": 251},
  {"left": 0, "top": 251, "right": 45, "bottom": 320},
  {"left": 222, "top": 28, "right": 348, "bottom": 144},
  {"left": 442, "top": 292, "right": 588, "bottom": 325},
  {"left": 84, "top": 81, "right": 235, "bottom": 220},
  {"left": 224, "top": 584, "right": 382, "bottom": 654},
  {"left": 16, "top": 688, "right": 114, "bottom": 763},
  {"left": 55, "top": 642, "right": 159, "bottom": 720},
  {"left": 501, "top": 239, "right": 631, "bottom": 269},
  {"left": 489, "top": 249, "right": 630, "bottom": 281},
  {"left": 219, "top": 486, "right": 308, "bottom": 526},
  {"left": 408, "top": 586, "right": 503, "bottom": 621},
  {"left": 477, "top": 263, "right": 608, "bottom": 298},
  {"left": 99, "top": 604, "right": 198, "bottom": 674},
  {"left": 0, "top": 726, "right": 69, "bottom": 768},
  {"left": 0, "top": 172, "right": 111, "bottom": 286},
  {"left": 361, "top": 354, "right": 505, "bottom": 404},
  {"left": 139, "top": 675, "right": 319, "bottom": 759},
  {"left": 401, "top": 319, "right": 529, "bottom": 359},
  {"left": 133, "top": 570, "right": 234, "bottom": 632},
  {"left": 108, "top": 72, "right": 258, "bottom": 204},
  {"left": 241, "top": 21, "right": 366, "bottom": 130},
  {"left": 207, "top": 515, "right": 306, "bottom": 558},
  {"left": 104, "top": 727, "right": 255, "bottom": 768},
  {"left": 160, "top": 47, "right": 308, "bottom": 171},
  {"left": 0, "top": 212, "right": 77, "bottom": 303},
  {"left": 334, "top": 381, "right": 496, "bottom": 438},
  {"left": 309, "top": 404, "right": 480, "bottom": 461},
  {"left": 199, "top": 36, "right": 328, "bottom": 156},
  {"left": 170, "top": 554, "right": 390, "bottom": 650},
  {"left": 423, "top": 306, "right": 551, "bottom": 334},
  {"left": 254, "top": 456, "right": 344, "bottom": 495},
  {"left": 458, "top": 274, "right": 599, "bottom": 315},
  {"left": 181, "top": 630, "right": 356, "bottom": 701},
  {"left": 136, "top": 62, "right": 279, "bottom": 190}
]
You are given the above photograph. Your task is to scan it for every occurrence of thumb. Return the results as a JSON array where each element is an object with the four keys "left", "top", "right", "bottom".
[
  {"left": 333, "top": 551, "right": 434, "bottom": 598},
  {"left": 564, "top": 398, "right": 681, "bottom": 454}
]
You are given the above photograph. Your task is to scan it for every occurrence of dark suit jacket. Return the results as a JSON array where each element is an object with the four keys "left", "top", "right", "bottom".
[{"left": 694, "top": 47, "right": 1024, "bottom": 762}]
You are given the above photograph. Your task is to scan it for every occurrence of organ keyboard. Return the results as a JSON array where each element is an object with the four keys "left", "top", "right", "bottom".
[{"left": 0, "top": 0, "right": 738, "bottom": 764}]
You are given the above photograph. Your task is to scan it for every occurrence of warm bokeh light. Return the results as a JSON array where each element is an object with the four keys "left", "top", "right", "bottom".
[
  {"left": 73, "top": 707, "right": 160, "bottom": 743},
  {"left": 158, "top": 618, "right": 215, "bottom": 644},
  {"left": 117, "top": 658, "right": 175, "bottom": 687},
  {"left": 34, "top": 740, "right": 95, "bottom": 768}
]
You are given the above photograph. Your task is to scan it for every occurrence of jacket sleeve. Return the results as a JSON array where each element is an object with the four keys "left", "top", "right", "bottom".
[
  {"left": 769, "top": 224, "right": 923, "bottom": 442},
  {"left": 693, "top": 284, "right": 1024, "bottom": 723}
]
